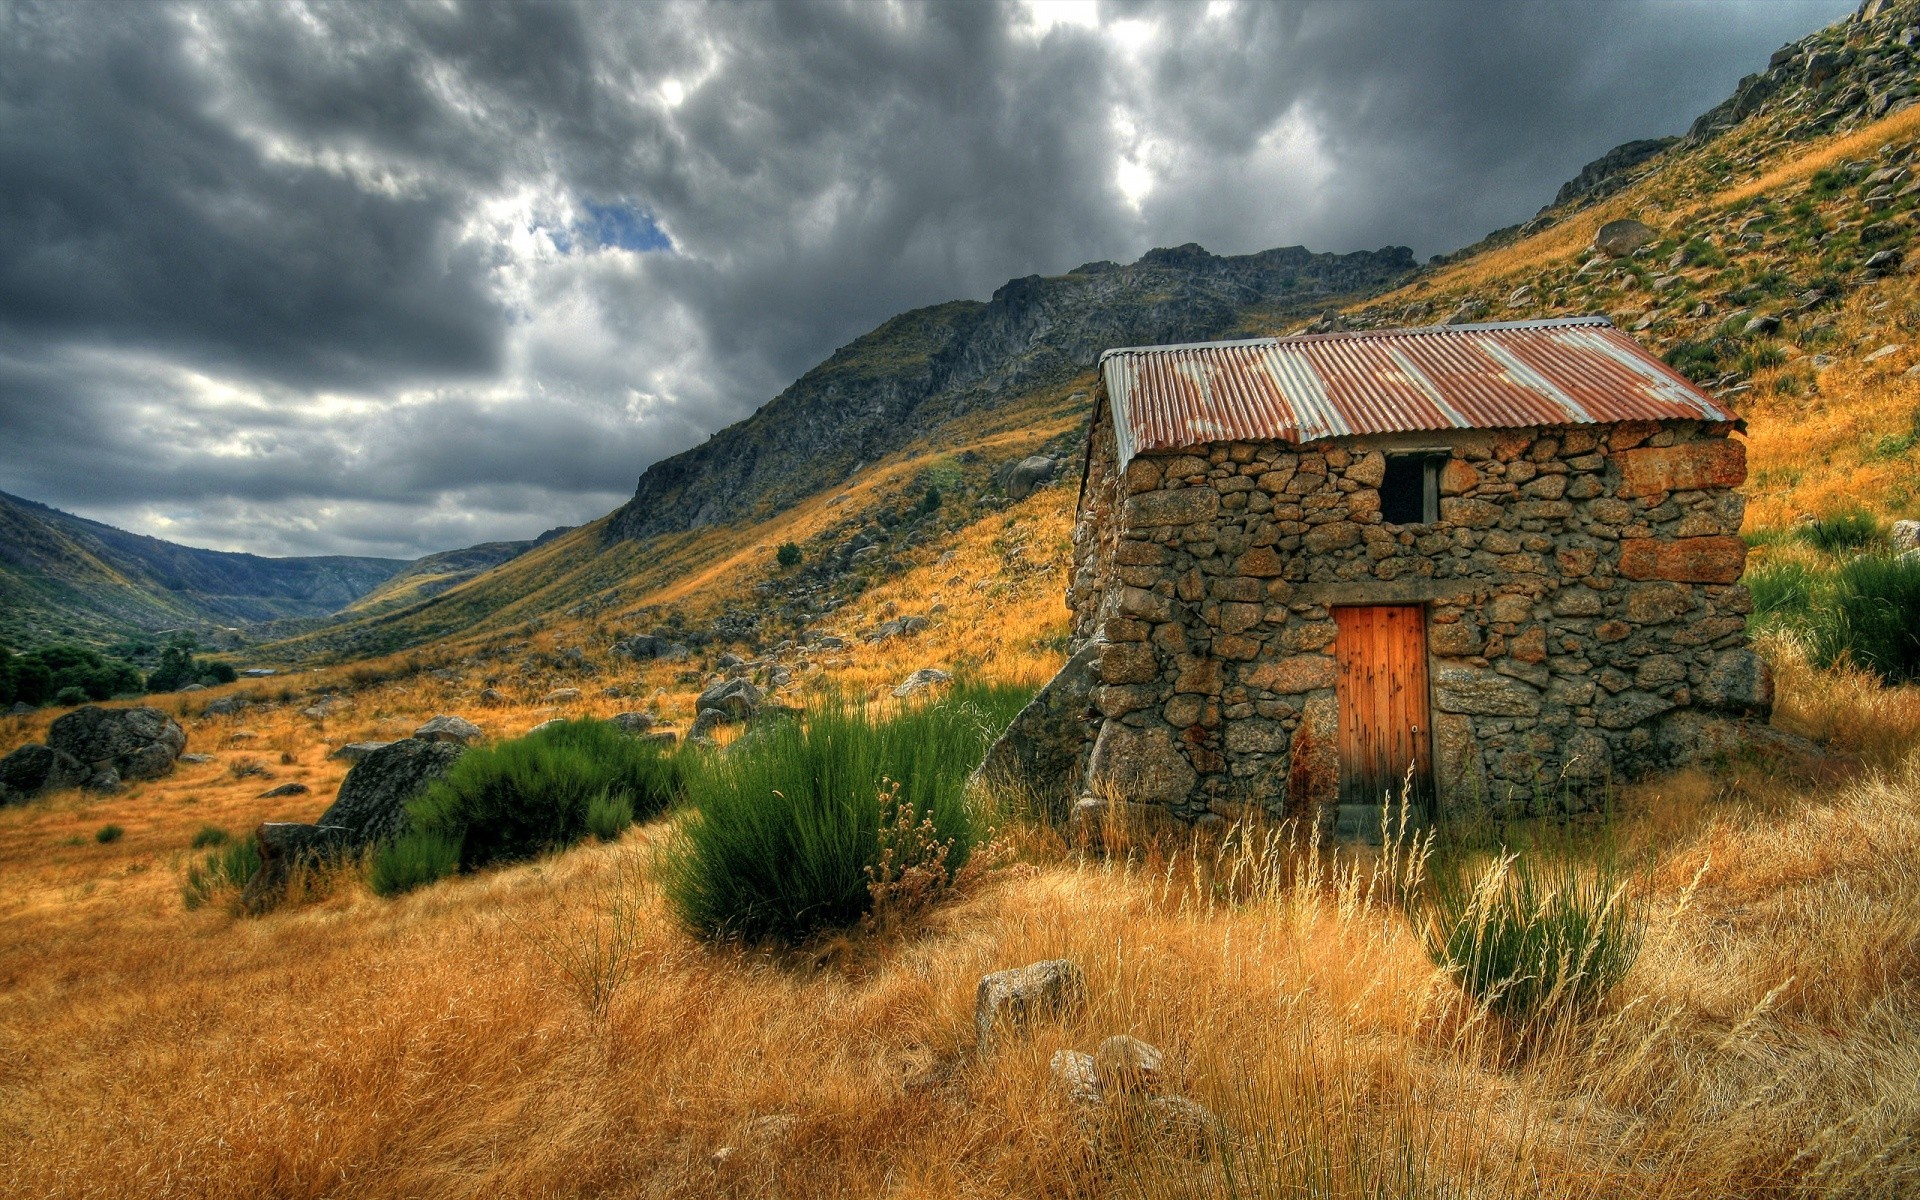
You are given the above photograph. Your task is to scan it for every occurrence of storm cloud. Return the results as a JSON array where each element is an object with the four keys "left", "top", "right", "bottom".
[{"left": 0, "top": 0, "right": 1854, "bottom": 557}]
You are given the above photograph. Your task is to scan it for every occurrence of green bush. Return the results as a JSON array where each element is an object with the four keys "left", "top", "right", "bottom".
[
  {"left": 1800, "top": 508, "right": 1882, "bottom": 553},
  {"left": 777, "top": 542, "right": 802, "bottom": 568},
  {"left": 370, "top": 829, "right": 461, "bottom": 896},
  {"left": 400, "top": 719, "right": 683, "bottom": 873},
  {"left": 586, "top": 790, "right": 635, "bottom": 842},
  {"left": 190, "top": 825, "right": 231, "bottom": 849},
  {"left": 660, "top": 682, "right": 1029, "bottom": 944},
  {"left": 1751, "top": 552, "right": 1920, "bottom": 683},
  {"left": 95, "top": 824, "right": 123, "bottom": 844},
  {"left": 0, "top": 642, "right": 144, "bottom": 707},
  {"left": 1422, "top": 854, "right": 1643, "bottom": 1023},
  {"left": 145, "top": 634, "right": 235, "bottom": 693},
  {"left": 182, "top": 836, "right": 262, "bottom": 910},
  {"left": 55, "top": 686, "right": 88, "bottom": 707}
]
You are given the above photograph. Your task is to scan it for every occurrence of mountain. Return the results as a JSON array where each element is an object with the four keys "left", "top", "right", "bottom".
[
  {"left": 0, "top": 489, "right": 415, "bottom": 648},
  {"left": 608, "top": 242, "right": 1416, "bottom": 540},
  {"left": 335, "top": 529, "right": 569, "bottom": 619}
]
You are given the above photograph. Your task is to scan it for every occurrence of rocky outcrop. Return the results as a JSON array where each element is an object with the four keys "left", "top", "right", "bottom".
[
  {"left": 2, "top": 706, "right": 187, "bottom": 803},
  {"left": 1553, "top": 138, "right": 1677, "bottom": 209},
  {"left": 996, "top": 455, "right": 1057, "bottom": 500},
  {"left": 413, "top": 715, "right": 482, "bottom": 745}
]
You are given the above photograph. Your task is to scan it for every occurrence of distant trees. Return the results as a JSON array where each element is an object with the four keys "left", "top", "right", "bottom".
[
  {"left": 777, "top": 542, "right": 802, "bottom": 568},
  {"left": 144, "top": 635, "right": 237, "bottom": 693},
  {"left": 0, "top": 643, "right": 145, "bottom": 707}
]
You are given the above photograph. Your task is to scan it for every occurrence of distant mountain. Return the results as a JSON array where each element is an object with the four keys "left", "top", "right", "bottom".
[
  {"left": 0, "top": 489, "right": 400, "bottom": 648},
  {"left": 608, "top": 242, "right": 1417, "bottom": 540},
  {"left": 337, "top": 528, "right": 568, "bottom": 619}
]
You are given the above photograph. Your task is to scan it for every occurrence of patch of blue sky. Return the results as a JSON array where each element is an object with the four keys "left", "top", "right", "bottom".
[{"left": 575, "top": 201, "right": 673, "bottom": 253}]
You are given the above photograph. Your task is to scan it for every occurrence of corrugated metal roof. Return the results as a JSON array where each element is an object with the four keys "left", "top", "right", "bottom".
[{"left": 1098, "top": 317, "right": 1736, "bottom": 468}]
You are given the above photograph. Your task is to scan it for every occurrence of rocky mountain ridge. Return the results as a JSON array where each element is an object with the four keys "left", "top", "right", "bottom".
[{"left": 607, "top": 242, "right": 1417, "bottom": 541}]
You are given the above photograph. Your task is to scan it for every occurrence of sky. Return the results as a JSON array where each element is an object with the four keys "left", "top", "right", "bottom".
[{"left": 0, "top": 0, "right": 1857, "bottom": 560}]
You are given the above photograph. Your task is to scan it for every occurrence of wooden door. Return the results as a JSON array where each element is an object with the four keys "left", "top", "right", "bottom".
[{"left": 1332, "top": 605, "right": 1434, "bottom": 842}]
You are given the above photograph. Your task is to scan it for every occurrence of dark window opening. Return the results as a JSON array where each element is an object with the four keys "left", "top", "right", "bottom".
[{"left": 1380, "top": 453, "right": 1443, "bottom": 524}]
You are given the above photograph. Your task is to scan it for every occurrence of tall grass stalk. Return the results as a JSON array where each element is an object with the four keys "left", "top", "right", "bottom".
[
  {"left": 1420, "top": 852, "right": 1644, "bottom": 1027},
  {"left": 660, "top": 682, "right": 1028, "bottom": 943},
  {"left": 181, "top": 836, "right": 262, "bottom": 911}
]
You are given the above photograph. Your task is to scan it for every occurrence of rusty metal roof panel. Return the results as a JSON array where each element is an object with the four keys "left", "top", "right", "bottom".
[{"left": 1099, "top": 317, "right": 1735, "bottom": 467}]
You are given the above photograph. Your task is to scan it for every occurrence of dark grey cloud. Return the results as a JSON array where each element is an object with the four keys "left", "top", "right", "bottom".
[{"left": 0, "top": 0, "right": 1856, "bottom": 558}]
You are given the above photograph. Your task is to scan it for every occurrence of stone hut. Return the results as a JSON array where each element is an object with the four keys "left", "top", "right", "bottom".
[{"left": 1053, "top": 316, "right": 1770, "bottom": 840}]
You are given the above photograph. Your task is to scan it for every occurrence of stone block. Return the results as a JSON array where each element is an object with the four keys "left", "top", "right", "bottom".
[
  {"left": 1224, "top": 719, "right": 1288, "bottom": 753},
  {"left": 1100, "top": 643, "right": 1160, "bottom": 686},
  {"left": 1302, "top": 522, "right": 1361, "bottom": 553},
  {"left": 1217, "top": 634, "right": 1262, "bottom": 661},
  {"left": 1234, "top": 546, "right": 1286, "bottom": 577},
  {"left": 1174, "top": 656, "right": 1223, "bottom": 695},
  {"left": 1086, "top": 722, "right": 1197, "bottom": 807},
  {"left": 1428, "top": 618, "right": 1482, "bottom": 655},
  {"left": 1115, "top": 540, "right": 1171, "bottom": 566},
  {"left": 1163, "top": 694, "right": 1203, "bottom": 727},
  {"left": 1219, "top": 602, "right": 1263, "bottom": 633},
  {"left": 1286, "top": 694, "right": 1340, "bottom": 826},
  {"left": 1096, "top": 685, "right": 1158, "bottom": 717},
  {"left": 1597, "top": 691, "right": 1677, "bottom": 730},
  {"left": 1118, "top": 585, "right": 1172, "bottom": 622},
  {"left": 1440, "top": 497, "right": 1501, "bottom": 527},
  {"left": 1124, "top": 458, "right": 1164, "bottom": 495},
  {"left": 1617, "top": 536, "right": 1747, "bottom": 584},
  {"left": 1433, "top": 665, "right": 1541, "bottom": 716},
  {"left": 1615, "top": 440, "right": 1746, "bottom": 498},
  {"left": 1697, "top": 648, "right": 1774, "bottom": 715},
  {"left": 1439, "top": 459, "right": 1479, "bottom": 495},
  {"left": 1244, "top": 654, "right": 1336, "bottom": 693},
  {"left": 1508, "top": 627, "right": 1548, "bottom": 664},
  {"left": 1124, "top": 488, "right": 1220, "bottom": 527},
  {"left": 1623, "top": 583, "right": 1694, "bottom": 624}
]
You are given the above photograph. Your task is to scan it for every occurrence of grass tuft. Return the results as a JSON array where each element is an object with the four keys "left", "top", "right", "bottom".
[
  {"left": 659, "top": 682, "right": 1028, "bottom": 944},
  {"left": 181, "top": 836, "right": 262, "bottom": 911}
]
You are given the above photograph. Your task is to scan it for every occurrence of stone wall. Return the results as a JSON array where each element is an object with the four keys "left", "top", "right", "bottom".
[{"left": 1066, "top": 404, "right": 1772, "bottom": 832}]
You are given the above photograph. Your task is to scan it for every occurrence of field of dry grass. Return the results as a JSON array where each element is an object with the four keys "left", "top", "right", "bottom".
[{"left": 3, "top": 626, "right": 1919, "bottom": 1197}]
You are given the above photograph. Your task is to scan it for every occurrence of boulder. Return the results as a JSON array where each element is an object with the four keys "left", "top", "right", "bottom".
[
  {"left": 688, "top": 707, "right": 731, "bottom": 743},
  {"left": 45, "top": 705, "right": 186, "bottom": 786},
  {"left": 327, "top": 741, "right": 393, "bottom": 763},
  {"left": 316, "top": 738, "right": 465, "bottom": 847},
  {"left": 413, "top": 714, "right": 483, "bottom": 744},
  {"left": 1593, "top": 218, "right": 1656, "bottom": 257},
  {"left": 1093, "top": 1035, "right": 1166, "bottom": 1097},
  {"left": 613, "top": 634, "right": 669, "bottom": 660},
  {"left": 203, "top": 696, "right": 250, "bottom": 716},
  {"left": 695, "top": 678, "right": 763, "bottom": 721},
  {"left": 240, "top": 821, "right": 354, "bottom": 915},
  {"left": 866, "top": 615, "right": 930, "bottom": 643},
  {"left": 258, "top": 782, "right": 310, "bottom": 798},
  {"left": 0, "top": 743, "right": 85, "bottom": 805},
  {"left": 1051, "top": 1049, "right": 1103, "bottom": 1106},
  {"left": 892, "top": 668, "right": 953, "bottom": 698},
  {"left": 997, "top": 455, "right": 1057, "bottom": 500},
  {"left": 609, "top": 711, "right": 657, "bottom": 733},
  {"left": 1892, "top": 519, "right": 1920, "bottom": 552},
  {"left": 540, "top": 688, "right": 582, "bottom": 704},
  {"left": 529, "top": 719, "right": 565, "bottom": 734},
  {"left": 479, "top": 688, "right": 506, "bottom": 706},
  {"left": 975, "top": 959, "right": 1086, "bottom": 1054}
]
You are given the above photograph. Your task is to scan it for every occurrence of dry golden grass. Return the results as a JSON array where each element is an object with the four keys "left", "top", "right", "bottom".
[{"left": 3, "top": 640, "right": 1919, "bottom": 1198}]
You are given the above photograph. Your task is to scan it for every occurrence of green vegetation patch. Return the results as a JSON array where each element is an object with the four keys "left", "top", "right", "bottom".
[
  {"left": 375, "top": 720, "right": 684, "bottom": 893},
  {"left": 660, "top": 682, "right": 1029, "bottom": 945},
  {"left": 1749, "top": 550, "right": 1920, "bottom": 684}
]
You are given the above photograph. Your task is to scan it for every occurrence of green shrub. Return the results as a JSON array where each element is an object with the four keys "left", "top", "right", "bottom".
[
  {"left": 586, "top": 790, "right": 635, "bottom": 842},
  {"left": 1422, "top": 853, "right": 1643, "bottom": 1023},
  {"left": 190, "top": 825, "right": 230, "bottom": 849},
  {"left": 55, "top": 686, "right": 88, "bottom": 707},
  {"left": 776, "top": 542, "right": 802, "bottom": 568},
  {"left": 370, "top": 829, "right": 461, "bottom": 896},
  {"left": 182, "top": 836, "right": 262, "bottom": 910},
  {"left": 1801, "top": 509, "right": 1882, "bottom": 552},
  {"left": 1680, "top": 237, "right": 1727, "bottom": 268},
  {"left": 1750, "top": 551, "right": 1920, "bottom": 683},
  {"left": 403, "top": 719, "right": 683, "bottom": 873},
  {"left": 94, "top": 824, "right": 123, "bottom": 844},
  {"left": 661, "top": 682, "right": 1029, "bottom": 944}
]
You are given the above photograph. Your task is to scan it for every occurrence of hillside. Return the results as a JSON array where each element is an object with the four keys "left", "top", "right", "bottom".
[
  {"left": 335, "top": 531, "right": 567, "bottom": 620},
  {"left": 0, "top": 489, "right": 408, "bottom": 649}
]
